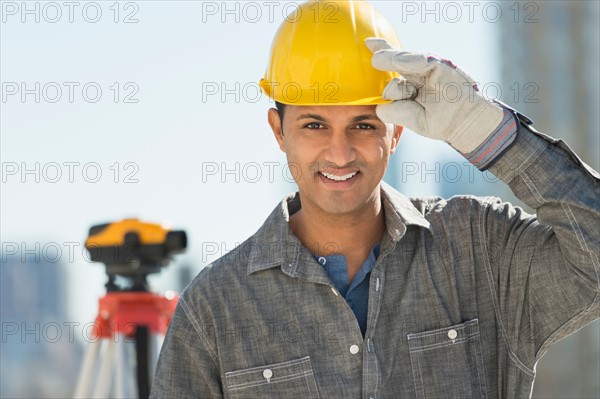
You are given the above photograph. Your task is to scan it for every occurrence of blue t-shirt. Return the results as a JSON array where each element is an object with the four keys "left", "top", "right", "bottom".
[{"left": 312, "top": 242, "right": 381, "bottom": 337}]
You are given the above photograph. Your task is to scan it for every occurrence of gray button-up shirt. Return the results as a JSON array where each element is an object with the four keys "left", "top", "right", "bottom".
[{"left": 151, "top": 120, "right": 600, "bottom": 398}]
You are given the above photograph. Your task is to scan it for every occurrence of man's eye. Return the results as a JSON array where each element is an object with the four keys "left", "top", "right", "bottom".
[
  {"left": 304, "top": 122, "right": 323, "bottom": 129},
  {"left": 355, "top": 123, "right": 376, "bottom": 130}
]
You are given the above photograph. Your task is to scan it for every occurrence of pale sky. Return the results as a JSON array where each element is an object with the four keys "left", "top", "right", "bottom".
[{"left": 2, "top": 0, "right": 499, "bottom": 323}]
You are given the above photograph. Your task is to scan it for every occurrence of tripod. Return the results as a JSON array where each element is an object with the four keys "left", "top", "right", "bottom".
[
  {"left": 73, "top": 289, "right": 178, "bottom": 398},
  {"left": 74, "top": 218, "right": 186, "bottom": 398}
]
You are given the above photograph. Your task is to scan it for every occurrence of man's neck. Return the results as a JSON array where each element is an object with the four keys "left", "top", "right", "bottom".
[{"left": 289, "top": 190, "right": 386, "bottom": 281}]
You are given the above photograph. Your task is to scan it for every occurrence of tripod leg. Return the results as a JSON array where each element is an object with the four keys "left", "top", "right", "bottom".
[
  {"left": 74, "top": 340, "right": 102, "bottom": 398},
  {"left": 92, "top": 339, "right": 116, "bottom": 398},
  {"left": 136, "top": 326, "right": 150, "bottom": 398},
  {"left": 149, "top": 332, "right": 164, "bottom": 384},
  {"left": 115, "top": 335, "right": 125, "bottom": 398}
]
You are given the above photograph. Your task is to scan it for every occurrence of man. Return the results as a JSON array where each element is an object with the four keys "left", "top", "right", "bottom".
[{"left": 151, "top": 1, "right": 599, "bottom": 397}]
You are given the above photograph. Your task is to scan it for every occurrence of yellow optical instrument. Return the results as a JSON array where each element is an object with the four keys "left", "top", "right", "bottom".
[{"left": 85, "top": 218, "right": 187, "bottom": 291}]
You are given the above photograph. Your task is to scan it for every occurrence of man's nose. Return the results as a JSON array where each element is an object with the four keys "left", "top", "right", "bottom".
[{"left": 325, "top": 132, "right": 356, "bottom": 167}]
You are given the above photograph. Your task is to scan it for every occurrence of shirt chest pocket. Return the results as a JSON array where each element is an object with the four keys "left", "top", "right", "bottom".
[
  {"left": 407, "top": 318, "right": 488, "bottom": 399},
  {"left": 224, "top": 356, "right": 320, "bottom": 399}
]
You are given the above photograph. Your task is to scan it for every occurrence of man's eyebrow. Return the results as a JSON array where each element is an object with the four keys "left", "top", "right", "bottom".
[
  {"left": 296, "top": 113, "right": 378, "bottom": 122},
  {"left": 297, "top": 113, "right": 327, "bottom": 122},
  {"left": 350, "top": 114, "right": 378, "bottom": 123}
]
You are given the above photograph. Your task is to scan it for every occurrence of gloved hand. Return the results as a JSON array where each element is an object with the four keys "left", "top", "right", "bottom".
[{"left": 365, "top": 38, "right": 504, "bottom": 154}]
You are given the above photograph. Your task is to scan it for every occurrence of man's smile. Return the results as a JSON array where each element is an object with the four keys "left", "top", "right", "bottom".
[{"left": 320, "top": 171, "right": 359, "bottom": 181}]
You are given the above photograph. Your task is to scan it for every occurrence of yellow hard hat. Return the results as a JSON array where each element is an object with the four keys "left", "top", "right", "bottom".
[{"left": 259, "top": 0, "right": 401, "bottom": 106}]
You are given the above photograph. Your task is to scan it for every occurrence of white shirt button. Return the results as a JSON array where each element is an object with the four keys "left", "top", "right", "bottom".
[
  {"left": 263, "top": 369, "right": 273, "bottom": 381},
  {"left": 318, "top": 256, "right": 327, "bottom": 265},
  {"left": 448, "top": 329, "right": 458, "bottom": 340},
  {"left": 349, "top": 344, "right": 360, "bottom": 354}
]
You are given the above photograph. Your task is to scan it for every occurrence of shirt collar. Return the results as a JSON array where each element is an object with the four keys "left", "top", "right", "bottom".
[
  {"left": 246, "top": 181, "right": 432, "bottom": 275},
  {"left": 379, "top": 181, "right": 432, "bottom": 241}
]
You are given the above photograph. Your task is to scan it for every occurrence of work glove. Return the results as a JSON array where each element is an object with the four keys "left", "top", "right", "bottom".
[{"left": 365, "top": 38, "right": 504, "bottom": 154}]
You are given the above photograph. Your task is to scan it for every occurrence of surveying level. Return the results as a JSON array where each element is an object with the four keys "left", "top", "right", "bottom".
[
  {"left": 74, "top": 219, "right": 186, "bottom": 398},
  {"left": 85, "top": 218, "right": 187, "bottom": 291}
]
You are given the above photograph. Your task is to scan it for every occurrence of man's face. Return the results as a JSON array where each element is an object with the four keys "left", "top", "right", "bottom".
[{"left": 268, "top": 104, "right": 402, "bottom": 216}]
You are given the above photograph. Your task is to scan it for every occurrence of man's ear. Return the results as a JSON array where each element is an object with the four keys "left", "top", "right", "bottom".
[
  {"left": 268, "top": 108, "right": 286, "bottom": 152},
  {"left": 390, "top": 125, "right": 403, "bottom": 154}
]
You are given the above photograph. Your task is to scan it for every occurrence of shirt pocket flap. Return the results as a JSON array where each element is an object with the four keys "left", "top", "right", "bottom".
[
  {"left": 224, "top": 356, "right": 319, "bottom": 398},
  {"left": 407, "top": 318, "right": 481, "bottom": 351}
]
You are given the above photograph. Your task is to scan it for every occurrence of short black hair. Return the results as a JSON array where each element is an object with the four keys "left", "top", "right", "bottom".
[
  {"left": 275, "top": 101, "right": 286, "bottom": 122},
  {"left": 274, "top": 101, "right": 287, "bottom": 136}
]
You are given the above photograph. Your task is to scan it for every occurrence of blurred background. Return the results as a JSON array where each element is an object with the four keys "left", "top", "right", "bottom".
[{"left": 1, "top": 0, "right": 598, "bottom": 397}]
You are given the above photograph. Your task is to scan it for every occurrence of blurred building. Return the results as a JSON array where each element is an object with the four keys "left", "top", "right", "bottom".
[
  {"left": 499, "top": 1, "right": 599, "bottom": 170},
  {"left": 1, "top": 253, "right": 81, "bottom": 398},
  {"left": 498, "top": 1, "right": 600, "bottom": 398}
]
